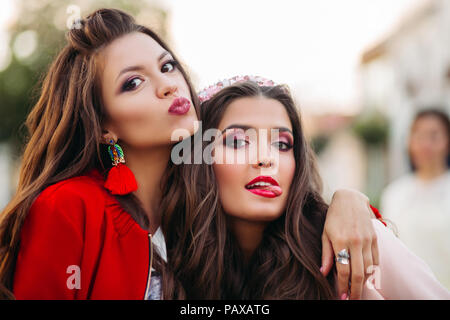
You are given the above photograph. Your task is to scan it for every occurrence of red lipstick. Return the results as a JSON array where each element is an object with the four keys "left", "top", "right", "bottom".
[
  {"left": 168, "top": 97, "right": 191, "bottom": 115},
  {"left": 245, "top": 176, "right": 282, "bottom": 198}
]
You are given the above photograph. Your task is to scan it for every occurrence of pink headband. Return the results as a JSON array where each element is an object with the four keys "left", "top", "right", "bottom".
[{"left": 198, "top": 75, "right": 276, "bottom": 103}]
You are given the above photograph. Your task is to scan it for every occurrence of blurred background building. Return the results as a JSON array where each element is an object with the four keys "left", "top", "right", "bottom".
[{"left": 360, "top": 0, "right": 450, "bottom": 179}]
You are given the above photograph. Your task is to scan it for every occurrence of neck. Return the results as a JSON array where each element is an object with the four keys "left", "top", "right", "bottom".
[
  {"left": 416, "top": 162, "right": 447, "bottom": 181},
  {"left": 123, "top": 144, "right": 172, "bottom": 234},
  {"left": 228, "top": 217, "right": 267, "bottom": 264}
]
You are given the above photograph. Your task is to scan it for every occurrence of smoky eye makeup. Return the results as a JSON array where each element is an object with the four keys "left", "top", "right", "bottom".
[
  {"left": 161, "top": 59, "right": 178, "bottom": 73},
  {"left": 220, "top": 127, "right": 295, "bottom": 150},
  {"left": 121, "top": 76, "right": 144, "bottom": 92},
  {"left": 222, "top": 129, "right": 249, "bottom": 149},
  {"left": 272, "top": 132, "right": 294, "bottom": 151}
]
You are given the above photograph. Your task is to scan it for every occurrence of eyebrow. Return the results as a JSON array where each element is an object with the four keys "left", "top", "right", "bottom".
[
  {"left": 115, "top": 51, "right": 171, "bottom": 83},
  {"left": 221, "top": 124, "right": 293, "bottom": 135}
]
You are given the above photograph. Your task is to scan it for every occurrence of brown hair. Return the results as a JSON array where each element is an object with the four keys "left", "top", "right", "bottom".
[
  {"left": 162, "top": 82, "right": 337, "bottom": 299},
  {"left": 0, "top": 8, "right": 198, "bottom": 299}
]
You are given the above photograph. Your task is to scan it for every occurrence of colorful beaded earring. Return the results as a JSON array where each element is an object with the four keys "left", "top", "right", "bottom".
[{"left": 104, "top": 140, "right": 138, "bottom": 195}]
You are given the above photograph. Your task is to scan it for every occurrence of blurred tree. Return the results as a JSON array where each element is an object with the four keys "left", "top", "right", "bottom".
[
  {"left": 352, "top": 111, "right": 389, "bottom": 147},
  {"left": 0, "top": 0, "right": 168, "bottom": 155},
  {"left": 310, "top": 134, "right": 330, "bottom": 156},
  {"left": 352, "top": 110, "right": 389, "bottom": 208}
]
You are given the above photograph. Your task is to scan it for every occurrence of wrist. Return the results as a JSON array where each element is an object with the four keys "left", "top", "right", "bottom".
[{"left": 332, "top": 188, "right": 369, "bottom": 203}]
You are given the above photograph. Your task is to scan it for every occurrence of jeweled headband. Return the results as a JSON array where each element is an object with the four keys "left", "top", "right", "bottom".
[{"left": 198, "top": 75, "right": 276, "bottom": 103}]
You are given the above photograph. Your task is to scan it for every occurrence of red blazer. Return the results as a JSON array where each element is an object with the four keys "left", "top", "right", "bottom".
[{"left": 13, "top": 170, "right": 152, "bottom": 299}]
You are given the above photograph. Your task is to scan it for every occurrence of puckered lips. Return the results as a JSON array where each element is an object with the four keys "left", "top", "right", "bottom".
[
  {"left": 245, "top": 176, "right": 282, "bottom": 198},
  {"left": 168, "top": 97, "right": 191, "bottom": 115}
]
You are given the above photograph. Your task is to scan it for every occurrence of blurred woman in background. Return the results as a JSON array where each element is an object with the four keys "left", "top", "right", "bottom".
[{"left": 381, "top": 109, "right": 450, "bottom": 290}]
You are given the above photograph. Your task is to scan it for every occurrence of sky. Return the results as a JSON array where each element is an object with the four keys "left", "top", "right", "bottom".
[
  {"left": 164, "top": 0, "right": 425, "bottom": 114},
  {"left": 0, "top": 0, "right": 15, "bottom": 70},
  {"left": 0, "top": 0, "right": 426, "bottom": 114}
]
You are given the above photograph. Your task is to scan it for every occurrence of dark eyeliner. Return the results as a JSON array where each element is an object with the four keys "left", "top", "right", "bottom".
[
  {"left": 161, "top": 59, "right": 178, "bottom": 72},
  {"left": 274, "top": 141, "right": 293, "bottom": 151},
  {"left": 223, "top": 134, "right": 248, "bottom": 149},
  {"left": 121, "top": 76, "right": 143, "bottom": 92}
]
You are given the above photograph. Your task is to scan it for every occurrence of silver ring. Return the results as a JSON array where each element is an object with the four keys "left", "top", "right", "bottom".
[{"left": 336, "top": 249, "right": 350, "bottom": 265}]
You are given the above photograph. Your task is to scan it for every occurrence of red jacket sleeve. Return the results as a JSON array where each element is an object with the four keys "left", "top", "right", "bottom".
[{"left": 13, "top": 183, "right": 87, "bottom": 299}]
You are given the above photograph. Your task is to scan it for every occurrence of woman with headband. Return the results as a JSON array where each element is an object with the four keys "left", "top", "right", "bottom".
[{"left": 163, "top": 76, "right": 450, "bottom": 299}]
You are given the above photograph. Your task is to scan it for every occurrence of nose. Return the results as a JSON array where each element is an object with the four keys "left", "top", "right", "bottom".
[
  {"left": 251, "top": 144, "right": 277, "bottom": 169},
  {"left": 156, "top": 77, "right": 178, "bottom": 99},
  {"left": 252, "top": 156, "right": 273, "bottom": 169},
  {"left": 251, "top": 150, "right": 279, "bottom": 175}
]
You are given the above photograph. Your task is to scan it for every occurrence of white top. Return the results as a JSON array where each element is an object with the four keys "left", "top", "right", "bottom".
[
  {"left": 380, "top": 171, "right": 450, "bottom": 290},
  {"left": 152, "top": 227, "right": 167, "bottom": 266},
  {"left": 146, "top": 227, "right": 167, "bottom": 300}
]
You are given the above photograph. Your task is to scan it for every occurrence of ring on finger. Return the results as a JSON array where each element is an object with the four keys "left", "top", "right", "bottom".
[{"left": 336, "top": 249, "right": 350, "bottom": 265}]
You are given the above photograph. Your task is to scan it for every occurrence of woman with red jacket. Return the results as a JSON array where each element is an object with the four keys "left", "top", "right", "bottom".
[{"left": 0, "top": 9, "right": 379, "bottom": 300}]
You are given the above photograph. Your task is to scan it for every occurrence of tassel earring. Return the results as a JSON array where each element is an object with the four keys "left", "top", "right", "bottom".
[{"left": 104, "top": 140, "right": 138, "bottom": 195}]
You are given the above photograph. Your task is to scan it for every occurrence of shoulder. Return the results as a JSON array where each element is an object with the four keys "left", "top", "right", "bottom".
[
  {"left": 368, "top": 219, "right": 450, "bottom": 299},
  {"left": 29, "top": 171, "right": 108, "bottom": 226},
  {"left": 380, "top": 174, "right": 415, "bottom": 209},
  {"left": 371, "top": 219, "right": 397, "bottom": 244},
  {"left": 37, "top": 171, "right": 106, "bottom": 203},
  {"left": 371, "top": 218, "right": 426, "bottom": 275},
  {"left": 383, "top": 173, "right": 415, "bottom": 195},
  {"left": 440, "top": 170, "right": 450, "bottom": 185},
  {"left": 34, "top": 169, "right": 108, "bottom": 208}
]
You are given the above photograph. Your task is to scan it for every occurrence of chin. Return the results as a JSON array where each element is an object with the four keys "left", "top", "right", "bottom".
[
  {"left": 235, "top": 206, "right": 284, "bottom": 223},
  {"left": 168, "top": 120, "right": 198, "bottom": 142},
  {"left": 171, "top": 116, "right": 198, "bottom": 134}
]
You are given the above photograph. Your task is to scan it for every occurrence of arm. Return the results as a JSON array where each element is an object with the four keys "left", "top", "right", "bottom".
[
  {"left": 362, "top": 219, "right": 450, "bottom": 300},
  {"left": 13, "top": 189, "right": 85, "bottom": 299},
  {"left": 321, "top": 188, "right": 380, "bottom": 300}
]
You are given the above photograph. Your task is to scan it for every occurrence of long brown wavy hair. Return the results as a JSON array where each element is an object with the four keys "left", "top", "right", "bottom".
[
  {"left": 0, "top": 8, "right": 198, "bottom": 299},
  {"left": 162, "top": 82, "right": 337, "bottom": 299}
]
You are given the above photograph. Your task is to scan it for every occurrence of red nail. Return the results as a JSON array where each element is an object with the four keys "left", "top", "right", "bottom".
[{"left": 341, "top": 293, "right": 348, "bottom": 300}]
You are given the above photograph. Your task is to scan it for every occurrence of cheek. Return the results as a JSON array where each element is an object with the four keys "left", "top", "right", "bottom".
[
  {"left": 278, "top": 152, "right": 296, "bottom": 189},
  {"left": 111, "top": 92, "right": 159, "bottom": 121},
  {"left": 109, "top": 102, "right": 161, "bottom": 145},
  {"left": 103, "top": 91, "right": 196, "bottom": 147},
  {"left": 213, "top": 163, "right": 245, "bottom": 193},
  {"left": 435, "top": 137, "right": 449, "bottom": 154},
  {"left": 175, "top": 74, "right": 192, "bottom": 97},
  {"left": 104, "top": 89, "right": 159, "bottom": 132},
  {"left": 213, "top": 163, "right": 247, "bottom": 213}
]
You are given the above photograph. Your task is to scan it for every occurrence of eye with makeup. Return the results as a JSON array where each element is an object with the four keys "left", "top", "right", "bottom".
[
  {"left": 272, "top": 141, "right": 292, "bottom": 151},
  {"left": 223, "top": 131, "right": 249, "bottom": 149},
  {"left": 119, "top": 60, "right": 178, "bottom": 93},
  {"left": 161, "top": 60, "right": 178, "bottom": 73},
  {"left": 272, "top": 134, "right": 293, "bottom": 152},
  {"left": 121, "top": 76, "right": 144, "bottom": 92}
]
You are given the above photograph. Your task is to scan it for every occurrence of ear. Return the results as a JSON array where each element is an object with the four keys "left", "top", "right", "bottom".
[{"left": 102, "top": 127, "right": 118, "bottom": 145}]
